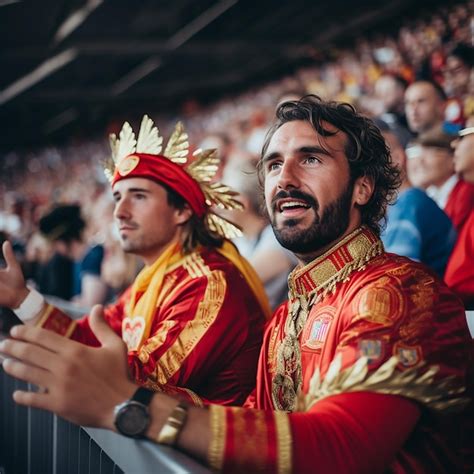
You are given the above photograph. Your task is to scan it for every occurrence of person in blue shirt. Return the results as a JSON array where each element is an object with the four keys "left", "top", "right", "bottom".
[{"left": 378, "top": 121, "right": 456, "bottom": 277}]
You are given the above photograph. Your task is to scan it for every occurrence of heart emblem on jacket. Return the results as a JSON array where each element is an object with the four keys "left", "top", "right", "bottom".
[{"left": 122, "top": 316, "right": 146, "bottom": 351}]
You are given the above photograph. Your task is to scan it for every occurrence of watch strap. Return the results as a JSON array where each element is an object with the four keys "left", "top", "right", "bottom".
[{"left": 131, "top": 387, "right": 154, "bottom": 406}]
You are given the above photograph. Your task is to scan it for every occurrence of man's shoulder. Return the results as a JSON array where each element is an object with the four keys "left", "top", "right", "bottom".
[
  {"left": 167, "top": 246, "right": 246, "bottom": 283},
  {"left": 358, "top": 252, "right": 445, "bottom": 289}
]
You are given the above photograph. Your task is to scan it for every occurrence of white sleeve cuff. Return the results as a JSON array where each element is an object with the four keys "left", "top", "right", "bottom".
[{"left": 13, "top": 288, "right": 45, "bottom": 322}]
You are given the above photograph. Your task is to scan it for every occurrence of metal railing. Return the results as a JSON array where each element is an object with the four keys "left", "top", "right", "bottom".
[{"left": 0, "top": 369, "right": 210, "bottom": 474}]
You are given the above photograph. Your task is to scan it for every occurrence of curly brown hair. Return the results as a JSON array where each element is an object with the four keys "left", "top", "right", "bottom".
[{"left": 260, "top": 95, "right": 401, "bottom": 235}]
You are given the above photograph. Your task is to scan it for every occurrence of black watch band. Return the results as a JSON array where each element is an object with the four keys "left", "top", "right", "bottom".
[{"left": 132, "top": 387, "right": 154, "bottom": 405}]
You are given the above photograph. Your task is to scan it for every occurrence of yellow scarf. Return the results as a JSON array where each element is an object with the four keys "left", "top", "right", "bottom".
[{"left": 125, "top": 240, "right": 271, "bottom": 351}]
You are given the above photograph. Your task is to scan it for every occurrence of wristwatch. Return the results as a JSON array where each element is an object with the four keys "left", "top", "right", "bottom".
[{"left": 114, "top": 387, "right": 154, "bottom": 438}]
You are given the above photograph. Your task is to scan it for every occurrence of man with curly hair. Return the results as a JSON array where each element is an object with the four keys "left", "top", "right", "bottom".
[{"left": 2, "top": 96, "right": 472, "bottom": 473}]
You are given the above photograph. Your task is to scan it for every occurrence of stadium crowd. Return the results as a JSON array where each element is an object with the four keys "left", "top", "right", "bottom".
[
  {"left": 0, "top": 2, "right": 473, "bottom": 472},
  {"left": 1, "top": 1, "right": 472, "bottom": 310}
]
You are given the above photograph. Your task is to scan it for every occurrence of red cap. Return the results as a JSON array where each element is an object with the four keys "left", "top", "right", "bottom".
[{"left": 112, "top": 153, "right": 207, "bottom": 218}]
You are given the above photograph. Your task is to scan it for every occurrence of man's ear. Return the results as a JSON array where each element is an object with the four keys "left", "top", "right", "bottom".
[
  {"left": 174, "top": 202, "right": 193, "bottom": 226},
  {"left": 352, "top": 175, "right": 374, "bottom": 206}
]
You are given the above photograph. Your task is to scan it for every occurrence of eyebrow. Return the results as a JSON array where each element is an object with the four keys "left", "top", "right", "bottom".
[
  {"left": 262, "top": 145, "right": 332, "bottom": 163},
  {"left": 113, "top": 187, "right": 152, "bottom": 197}
]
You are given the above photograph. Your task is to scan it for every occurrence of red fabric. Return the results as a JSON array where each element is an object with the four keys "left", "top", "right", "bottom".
[
  {"left": 237, "top": 251, "right": 473, "bottom": 472},
  {"left": 41, "top": 247, "right": 266, "bottom": 406},
  {"left": 445, "top": 211, "right": 474, "bottom": 308},
  {"left": 112, "top": 153, "right": 207, "bottom": 217},
  {"left": 290, "top": 392, "right": 420, "bottom": 474},
  {"left": 444, "top": 179, "right": 474, "bottom": 233},
  {"left": 222, "top": 408, "right": 280, "bottom": 473}
]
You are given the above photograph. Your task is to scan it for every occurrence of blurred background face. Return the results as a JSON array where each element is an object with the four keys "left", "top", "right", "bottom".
[
  {"left": 443, "top": 55, "right": 471, "bottom": 96},
  {"left": 453, "top": 118, "right": 474, "bottom": 183},
  {"left": 375, "top": 76, "right": 405, "bottom": 114},
  {"left": 406, "top": 145, "right": 454, "bottom": 189},
  {"left": 404, "top": 82, "right": 445, "bottom": 133}
]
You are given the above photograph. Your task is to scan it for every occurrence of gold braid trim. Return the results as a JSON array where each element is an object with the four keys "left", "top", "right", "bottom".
[
  {"left": 273, "top": 227, "right": 384, "bottom": 412},
  {"left": 183, "top": 388, "right": 204, "bottom": 407},
  {"left": 318, "top": 239, "right": 384, "bottom": 298},
  {"left": 208, "top": 405, "right": 227, "bottom": 471},
  {"left": 274, "top": 411, "right": 292, "bottom": 474},
  {"left": 298, "top": 353, "right": 469, "bottom": 413},
  {"left": 288, "top": 226, "right": 384, "bottom": 299},
  {"left": 36, "top": 304, "right": 54, "bottom": 328}
]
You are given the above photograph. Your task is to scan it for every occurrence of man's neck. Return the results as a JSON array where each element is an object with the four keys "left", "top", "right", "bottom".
[{"left": 294, "top": 222, "right": 362, "bottom": 265}]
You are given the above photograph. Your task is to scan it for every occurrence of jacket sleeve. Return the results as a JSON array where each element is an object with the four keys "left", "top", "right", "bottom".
[
  {"left": 207, "top": 391, "right": 420, "bottom": 473},
  {"left": 36, "top": 290, "right": 129, "bottom": 346}
]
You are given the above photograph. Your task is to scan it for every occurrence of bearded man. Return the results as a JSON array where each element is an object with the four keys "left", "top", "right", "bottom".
[{"left": 2, "top": 97, "right": 472, "bottom": 473}]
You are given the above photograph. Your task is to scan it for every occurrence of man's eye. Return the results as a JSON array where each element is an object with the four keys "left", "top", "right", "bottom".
[
  {"left": 304, "top": 156, "right": 320, "bottom": 164},
  {"left": 268, "top": 162, "right": 281, "bottom": 171},
  {"left": 134, "top": 194, "right": 146, "bottom": 200}
]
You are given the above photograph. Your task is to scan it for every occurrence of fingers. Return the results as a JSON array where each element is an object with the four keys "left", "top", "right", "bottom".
[
  {"left": 89, "top": 305, "right": 121, "bottom": 346},
  {"left": 13, "top": 389, "right": 51, "bottom": 411},
  {"left": 2, "top": 240, "right": 21, "bottom": 273},
  {"left": 2, "top": 357, "right": 51, "bottom": 388},
  {"left": 0, "top": 338, "right": 58, "bottom": 370},
  {"left": 9, "top": 324, "right": 75, "bottom": 354}
]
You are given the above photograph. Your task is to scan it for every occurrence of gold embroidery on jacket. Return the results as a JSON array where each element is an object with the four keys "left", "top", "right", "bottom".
[
  {"left": 154, "top": 273, "right": 179, "bottom": 309},
  {"left": 154, "top": 269, "right": 226, "bottom": 384},
  {"left": 208, "top": 405, "right": 227, "bottom": 471},
  {"left": 298, "top": 353, "right": 468, "bottom": 413},
  {"left": 353, "top": 277, "right": 405, "bottom": 326},
  {"left": 138, "top": 320, "right": 177, "bottom": 363},
  {"left": 272, "top": 227, "right": 384, "bottom": 412},
  {"left": 274, "top": 411, "right": 292, "bottom": 474}
]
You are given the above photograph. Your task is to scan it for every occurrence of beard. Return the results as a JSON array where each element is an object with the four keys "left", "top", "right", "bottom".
[{"left": 270, "top": 185, "right": 354, "bottom": 255}]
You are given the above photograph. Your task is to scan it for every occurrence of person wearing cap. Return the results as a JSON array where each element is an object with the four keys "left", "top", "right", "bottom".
[
  {"left": 406, "top": 128, "right": 474, "bottom": 233},
  {"left": 2, "top": 97, "right": 472, "bottom": 473},
  {"left": 376, "top": 120, "right": 456, "bottom": 277},
  {"left": 445, "top": 116, "right": 474, "bottom": 308},
  {"left": 0, "top": 116, "right": 270, "bottom": 406}
]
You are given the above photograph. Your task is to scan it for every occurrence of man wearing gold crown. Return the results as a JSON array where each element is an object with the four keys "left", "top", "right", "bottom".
[
  {"left": 0, "top": 117, "right": 270, "bottom": 406},
  {"left": 1, "top": 97, "right": 473, "bottom": 472}
]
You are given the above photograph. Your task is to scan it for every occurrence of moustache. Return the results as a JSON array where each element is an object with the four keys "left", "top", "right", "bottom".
[{"left": 271, "top": 189, "right": 318, "bottom": 213}]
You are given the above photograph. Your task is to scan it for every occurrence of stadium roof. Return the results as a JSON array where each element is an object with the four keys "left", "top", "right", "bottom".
[{"left": 0, "top": 0, "right": 445, "bottom": 149}]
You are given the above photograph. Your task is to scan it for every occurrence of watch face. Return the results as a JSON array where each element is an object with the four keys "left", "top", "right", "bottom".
[{"left": 115, "top": 401, "right": 150, "bottom": 438}]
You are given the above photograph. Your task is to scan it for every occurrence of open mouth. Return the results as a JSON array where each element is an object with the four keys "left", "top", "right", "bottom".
[{"left": 277, "top": 199, "right": 311, "bottom": 215}]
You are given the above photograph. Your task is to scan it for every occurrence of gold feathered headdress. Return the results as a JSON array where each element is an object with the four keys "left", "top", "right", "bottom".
[{"left": 103, "top": 115, "right": 243, "bottom": 239}]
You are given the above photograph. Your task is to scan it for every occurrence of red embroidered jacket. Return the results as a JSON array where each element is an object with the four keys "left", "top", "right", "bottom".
[
  {"left": 208, "top": 227, "right": 473, "bottom": 473},
  {"left": 38, "top": 247, "right": 266, "bottom": 406}
]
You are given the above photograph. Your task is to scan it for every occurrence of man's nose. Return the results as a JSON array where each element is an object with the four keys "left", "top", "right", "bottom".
[
  {"left": 113, "top": 198, "right": 130, "bottom": 220},
  {"left": 277, "top": 160, "right": 300, "bottom": 190}
]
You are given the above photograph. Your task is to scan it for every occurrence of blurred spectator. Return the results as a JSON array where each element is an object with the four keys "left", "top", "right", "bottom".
[
  {"left": 405, "top": 130, "right": 454, "bottom": 191},
  {"left": 222, "top": 160, "right": 296, "bottom": 309},
  {"left": 1, "top": 0, "right": 472, "bottom": 308},
  {"left": 378, "top": 121, "right": 456, "bottom": 277},
  {"left": 443, "top": 43, "right": 474, "bottom": 129},
  {"left": 199, "top": 132, "right": 233, "bottom": 180},
  {"left": 444, "top": 116, "right": 474, "bottom": 308},
  {"left": 404, "top": 80, "right": 446, "bottom": 135},
  {"left": 408, "top": 129, "right": 474, "bottom": 233},
  {"left": 39, "top": 204, "right": 108, "bottom": 307},
  {"left": 374, "top": 74, "right": 413, "bottom": 148},
  {"left": 443, "top": 43, "right": 473, "bottom": 102}
]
